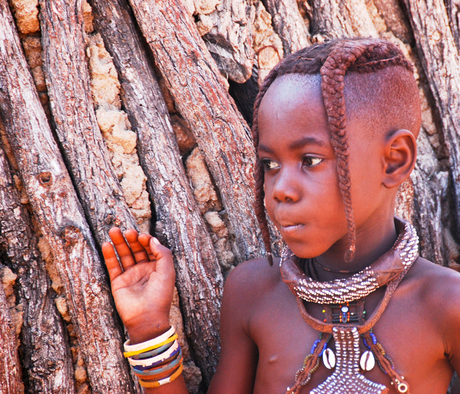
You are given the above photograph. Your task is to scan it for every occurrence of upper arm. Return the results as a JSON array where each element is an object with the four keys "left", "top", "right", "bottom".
[{"left": 208, "top": 263, "right": 261, "bottom": 394}]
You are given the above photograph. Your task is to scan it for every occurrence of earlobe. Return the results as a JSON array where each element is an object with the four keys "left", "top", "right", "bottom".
[{"left": 382, "top": 129, "right": 417, "bottom": 188}]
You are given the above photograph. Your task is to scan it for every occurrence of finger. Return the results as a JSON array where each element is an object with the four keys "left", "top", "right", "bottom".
[
  {"left": 149, "top": 237, "right": 175, "bottom": 279},
  {"left": 108, "top": 227, "right": 136, "bottom": 270},
  {"left": 138, "top": 233, "right": 154, "bottom": 261},
  {"left": 124, "top": 229, "right": 150, "bottom": 264},
  {"left": 102, "top": 242, "right": 123, "bottom": 282}
]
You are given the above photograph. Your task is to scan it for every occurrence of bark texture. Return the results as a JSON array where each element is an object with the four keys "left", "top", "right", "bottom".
[
  {"left": 89, "top": 0, "right": 223, "bottom": 383},
  {"left": 38, "top": 0, "right": 139, "bottom": 244},
  {"left": 0, "top": 146, "right": 74, "bottom": 393},
  {"left": 0, "top": 270, "right": 23, "bottom": 394},
  {"left": 0, "top": 0, "right": 459, "bottom": 392},
  {"left": 126, "top": 0, "right": 264, "bottom": 265},
  {"left": 0, "top": 1, "right": 134, "bottom": 391}
]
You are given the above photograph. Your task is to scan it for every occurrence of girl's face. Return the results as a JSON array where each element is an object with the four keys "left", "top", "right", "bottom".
[{"left": 257, "top": 74, "right": 386, "bottom": 261}]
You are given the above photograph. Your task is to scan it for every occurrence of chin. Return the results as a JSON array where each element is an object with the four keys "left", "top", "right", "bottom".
[{"left": 284, "top": 241, "right": 324, "bottom": 260}]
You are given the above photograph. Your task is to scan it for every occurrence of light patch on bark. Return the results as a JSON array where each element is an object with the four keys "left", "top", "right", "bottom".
[
  {"left": 0, "top": 266, "right": 23, "bottom": 340},
  {"left": 186, "top": 148, "right": 235, "bottom": 269},
  {"left": 83, "top": 0, "right": 94, "bottom": 34},
  {"left": 186, "top": 148, "right": 222, "bottom": 214},
  {"left": 8, "top": 0, "right": 39, "bottom": 34},
  {"left": 87, "top": 34, "right": 151, "bottom": 233},
  {"left": 251, "top": 1, "right": 284, "bottom": 85}
]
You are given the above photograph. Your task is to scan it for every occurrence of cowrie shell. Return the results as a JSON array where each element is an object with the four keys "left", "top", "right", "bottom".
[
  {"left": 359, "top": 350, "right": 375, "bottom": 371},
  {"left": 322, "top": 348, "right": 336, "bottom": 369}
]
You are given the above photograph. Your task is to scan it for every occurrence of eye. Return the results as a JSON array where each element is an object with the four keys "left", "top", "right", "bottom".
[
  {"left": 302, "top": 156, "right": 323, "bottom": 167},
  {"left": 261, "top": 159, "right": 280, "bottom": 171}
]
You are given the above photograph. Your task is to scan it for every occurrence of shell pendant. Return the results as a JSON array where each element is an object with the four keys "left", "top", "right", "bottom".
[{"left": 311, "top": 327, "right": 388, "bottom": 394}]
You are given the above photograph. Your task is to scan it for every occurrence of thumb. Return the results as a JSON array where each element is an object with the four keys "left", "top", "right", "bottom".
[{"left": 149, "top": 237, "right": 175, "bottom": 278}]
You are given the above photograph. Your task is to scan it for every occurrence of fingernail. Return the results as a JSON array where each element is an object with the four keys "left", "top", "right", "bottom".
[{"left": 152, "top": 237, "right": 160, "bottom": 244}]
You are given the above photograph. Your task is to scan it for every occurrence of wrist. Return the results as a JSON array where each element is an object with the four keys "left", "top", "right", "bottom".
[{"left": 127, "top": 319, "right": 171, "bottom": 344}]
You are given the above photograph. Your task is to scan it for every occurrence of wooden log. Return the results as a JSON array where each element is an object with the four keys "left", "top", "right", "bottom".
[
  {"left": 0, "top": 2, "right": 135, "bottom": 392},
  {"left": 261, "top": 0, "right": 310, "bottom": 54},
  {"left": 127, "top": 0, "right": 264, "bottom": 264},
  {"left": 309, "top": 0, "right": 378, "bottom": 38},
  {"left": 445, "top": 0, "right": 460, "bottom": 49},
  {"left": 0, "top": 147, "right": 75, "bottom": 393},
  {"left": 38, "top": 0, "right": 139, "bottom": 245},
  {"left": 403, "top": 0, "right": 460, "bottom": 243},
  {"left": 89, "top": 0, "right": 223, "bottom": 382},
  {"left": 0, "top": 270, "right": 23, "bottom": 393},
  {"left": 201, "top": 0, "right": 254, "bottom": 83}
]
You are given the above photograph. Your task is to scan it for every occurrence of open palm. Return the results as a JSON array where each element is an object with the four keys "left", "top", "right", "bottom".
[{"left": 102, "top": 228, "right": 175, "bottom": 341}]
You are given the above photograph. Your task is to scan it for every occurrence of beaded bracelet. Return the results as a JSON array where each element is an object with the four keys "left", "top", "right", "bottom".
[
  {"left": 124, "top": 326, "right": 176, "bottom": 357},
  {"left": 138, "top": 363, "right": 184, "bottom": 388},
  {"left": 128, "top": 339, "right": 180, "bottom": 367},
  {"left": 124, "top": 326, "right": 184, "bottom": 388},
  {"left": 133, "top": 355, "right": 183, "bottom": 377}
]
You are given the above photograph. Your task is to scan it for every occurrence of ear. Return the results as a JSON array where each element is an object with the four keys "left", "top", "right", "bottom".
[{"left": 382, "top": 129, "right": 417, "bottom": 188}]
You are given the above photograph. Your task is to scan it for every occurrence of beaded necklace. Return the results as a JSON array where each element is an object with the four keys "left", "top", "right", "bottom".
[{"left": 280, "top": 218, "right": 419, "bottom": 394}]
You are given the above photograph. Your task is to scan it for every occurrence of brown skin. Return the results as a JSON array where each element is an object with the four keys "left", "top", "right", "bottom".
[{"left": 102, "top": 74, "right": 460, "bottom": 393}]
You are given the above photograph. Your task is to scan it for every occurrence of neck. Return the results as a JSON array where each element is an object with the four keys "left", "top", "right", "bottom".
[{"left": 314, "top": 215, "right": 397, "bottom": 281}]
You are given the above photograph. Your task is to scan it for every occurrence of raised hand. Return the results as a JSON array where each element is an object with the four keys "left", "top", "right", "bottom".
[{"left": 102, "top": 228, "right": 176, "bottom": 344}]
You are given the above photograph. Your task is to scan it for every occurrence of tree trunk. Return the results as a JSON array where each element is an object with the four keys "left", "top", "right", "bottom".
[
  {"left": 262, "top": 0, "right": 310, "bottom": 54},
  {"left": 0, "top": 144, "right": 74, "bottom": 393},
  {"left": 0, "top": 269, "right": 22, "bottom": 394},
  {"left": 126, "top": 0, "right": 264, "bottom": 264},
  {"left": 89, "top": 0, "right": 223, "bottom": 382},
  {"left": 38, "top": 0, "right": 139, "bottom": 243},
  {"left": 0, "top": 1, "right": 134, "bottom": 391}
]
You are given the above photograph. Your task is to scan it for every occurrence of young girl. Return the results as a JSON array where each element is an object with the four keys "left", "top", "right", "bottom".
[{"left": 102, "top": 38, "right": 460, "bottom": 393}]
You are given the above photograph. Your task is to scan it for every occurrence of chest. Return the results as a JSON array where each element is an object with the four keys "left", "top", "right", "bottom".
[{"left": 249, "top": 283, "right": 452, "bottom": 394}]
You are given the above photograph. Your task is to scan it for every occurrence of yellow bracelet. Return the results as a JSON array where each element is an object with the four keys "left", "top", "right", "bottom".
[
  {"left": 124, "top": 333, "right": 178, "bottom": 358},
  {"left": 138, "top": 363, "right": 184, "bottom": 388}
]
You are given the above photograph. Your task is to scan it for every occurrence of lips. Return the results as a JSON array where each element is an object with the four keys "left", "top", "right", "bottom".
[{"left": 279, "top": 223, "right": 304, "bottom": 236}]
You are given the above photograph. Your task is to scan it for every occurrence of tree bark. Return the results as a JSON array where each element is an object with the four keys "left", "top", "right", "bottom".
[
  {"left": 0, "top": 146, "right": 75, "bottom": 393},
  {"left": 89, "top": 0, "right": 223, "bottom": 382},
  {"left": 0, "top": 271, "right": 22, "bottom": 393},
  {"left": 310, "top": 0, "right": 379, "bottom": 38},
  {"left": 262, "top": 0, "right": 310, "bottom": 54},
  {"left": 126, "top": 0, "right": 264, "bottom": 264},
  {"left": 38, "top": 0, "right": 139, "bottom": 245},
  {"left": 403, "top": 0, "right": 460, "bottom": 235},
  {"left": 0, "top": 2, "right": 135, "bottom": 391},
  {"left": 202, "top": 0, "right": 254, "bottom": 83}
]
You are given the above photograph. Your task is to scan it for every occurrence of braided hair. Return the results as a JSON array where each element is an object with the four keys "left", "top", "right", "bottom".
[{"left": 252, "top": 38, "right": 415, "bottom": 265}]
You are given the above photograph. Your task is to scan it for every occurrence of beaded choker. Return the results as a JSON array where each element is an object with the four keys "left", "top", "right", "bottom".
[
  {"left": 280, "top": 218, "right": 419, "bottom": 394},
  {"left": 280, "top": 218, "right": 418, "bottom": 304}
]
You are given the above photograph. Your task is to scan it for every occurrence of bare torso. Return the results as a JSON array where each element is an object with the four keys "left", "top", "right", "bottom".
[{"left": 211, "top": 257, "right": 460, "bottom": 394}]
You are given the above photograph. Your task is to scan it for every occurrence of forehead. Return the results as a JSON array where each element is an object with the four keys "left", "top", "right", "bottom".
[
  {"left": 257, "top": 74, "right": 331, "bottom": 151},
  {"left": 260, "top": 74, "right": 323, "bottom": 113},
  {"left": 257, "top": 73, "right": 383, "bottom": 154}
]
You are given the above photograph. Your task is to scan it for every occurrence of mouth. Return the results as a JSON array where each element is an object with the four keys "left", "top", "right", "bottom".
[{"left": 279, "top": 223, "right": 304, "bottom": 234}]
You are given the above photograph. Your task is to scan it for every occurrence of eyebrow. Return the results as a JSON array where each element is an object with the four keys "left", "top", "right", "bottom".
[{"left": 258, "top": 136, "right": 327, "bottom": 153}]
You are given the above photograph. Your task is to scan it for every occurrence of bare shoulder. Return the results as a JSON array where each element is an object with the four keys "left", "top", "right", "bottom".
[
  {"left": 406, "top": 257, "right": 460, "bottom": 300},
  {"left": 222, "top": 257, "right": 283, "bottom": 316},
  {"left": 404, "top": 257, "right": 460, "bottom": 330}
]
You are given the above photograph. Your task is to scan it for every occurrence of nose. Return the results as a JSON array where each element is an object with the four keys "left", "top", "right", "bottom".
[{"left": 270, "top": 167, "right": 300, "bottom": 203}]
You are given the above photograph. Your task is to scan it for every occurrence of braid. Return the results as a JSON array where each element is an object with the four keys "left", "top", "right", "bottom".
[
  {"left": 252, "top": 38, "right": 415, "bottom": 264},
  {"left": 320, "top": 42, "right": 367, "bottom": 262}
]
